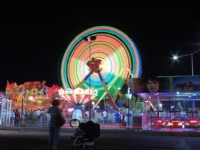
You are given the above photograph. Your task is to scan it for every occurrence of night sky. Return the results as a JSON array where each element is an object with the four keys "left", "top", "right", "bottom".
[{"left": 1, "top": 0, "right": 200, "bottom": 91}]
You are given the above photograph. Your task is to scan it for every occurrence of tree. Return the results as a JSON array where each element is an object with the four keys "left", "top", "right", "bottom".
[{"left": 176, "top": 102, "right": 183, "bottom": 111}]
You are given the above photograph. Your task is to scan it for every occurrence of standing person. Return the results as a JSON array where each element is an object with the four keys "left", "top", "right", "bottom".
[
  {"left": 102, "top": 110, "right": 108, "bottom": 124},
  {"left": 47, "top": 99, "right": 62, "bottom": 150},
  {"left": 36, "top": 108, "right": 41, "bottom": 120},
  {"left": 30, "top": 109, "right": 33, "bottom": 120},
  {"left": 27, "top": 110, "right": 30, "bottom": 121},
  {"left": 85, "top": 110, "right": 89, "bottom": 120},
  {"left": 10, "top": 110, "right": 15, "bottom": 126},
  {"left": 114, "top": 110, "right": 121, "bottom": 125},
  {"left": 15, "top": 109, "right": 21, "bottom": 127}
]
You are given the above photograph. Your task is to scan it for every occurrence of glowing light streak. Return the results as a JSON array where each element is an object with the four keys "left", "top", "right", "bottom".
[
  {"left": 73, "top": 95, "right": 77, "bottom": 104},
  {"left": 79, "top": 95, "right": 85, "bottom": 103},
  {"left": 82, "top": 98, "right": 89, "bottom": 104},
  {"left": 61, "top": 26, "right": 142, "bottom": 100}
]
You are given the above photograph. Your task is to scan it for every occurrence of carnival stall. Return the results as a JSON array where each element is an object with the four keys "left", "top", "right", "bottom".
[{"left": 5, "top": 80, "right": 60, "bottom": 110}]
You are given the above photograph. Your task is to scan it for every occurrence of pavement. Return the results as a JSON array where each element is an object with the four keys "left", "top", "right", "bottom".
[{"left": 1, "top": 125, "right": 200, "bottom": 137}]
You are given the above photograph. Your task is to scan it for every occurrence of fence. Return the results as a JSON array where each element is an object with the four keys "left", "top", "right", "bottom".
[{"left": 0, "top": 98, "right": 12, "bottom": 126}]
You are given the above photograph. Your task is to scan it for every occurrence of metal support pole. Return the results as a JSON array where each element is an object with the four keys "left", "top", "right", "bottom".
[
  {"left": 83, "top": 36, "right": 96, "bottom": 120},
  {"left": 21, "top": 98, "right": 24, "bottom": 127},
  {"left": 191, "top": 54, "right": 195, "bottom": 111},
  {"left": 89, "top": 41, "right": 92, "bottom": 121},
  {"left": 191, "top": 54, "right": 194, "bottom": 76}
]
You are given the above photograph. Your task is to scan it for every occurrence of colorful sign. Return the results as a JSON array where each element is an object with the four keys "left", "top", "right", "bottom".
[
  {"left": 132, "top": 76, "right": 200, "bottom": 93},
  {"left": 132, "top": 77, "right": 170, "bottom": 93},
  {"left": 172, "top": 76, "right": 200, "bottom": 91},
  {"left": 5, "top": 80, "right": 60, "bottom": 105}
]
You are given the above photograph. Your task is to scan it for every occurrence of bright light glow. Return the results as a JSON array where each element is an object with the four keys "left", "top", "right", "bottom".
[
  {"left": 190, "top": 120, "right": 197, "bottom": 123},
  {"left": 173, "top": 56, "right": 178, "bottom": 60},
  {"left": 58, "top": 88, "right": 97, "bottom": 96},
  {"left": 68, "top": 108, "right": 74, "bottom": 112},
  {"left": 157, "top": 120, "right": 162, "bottom": 123},
  {"left": 178, "top": 122, "right": 182, "bottom": 126},
  {"left": 58, "top": 88, "right": 97, "bottom": 105},
  {"left": 167, "top": 122, "right": 173, "bottom": 126}
]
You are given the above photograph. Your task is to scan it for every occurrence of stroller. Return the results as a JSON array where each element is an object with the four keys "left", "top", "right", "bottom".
[{"left": 70, "top": 119, "right": 100, "bottom": 150}]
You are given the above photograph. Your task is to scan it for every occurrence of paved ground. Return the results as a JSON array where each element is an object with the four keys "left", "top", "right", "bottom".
[{"left": 1, "top": 129, "right": 200, "bottom": 150}]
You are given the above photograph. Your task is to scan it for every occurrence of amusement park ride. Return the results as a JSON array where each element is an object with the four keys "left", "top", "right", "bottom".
[
  {"left": 75, "top": 57, "right": 118, "bottom": 111},
  {"left": 58, "top": 88, "right": 97, "bottom": 120}
]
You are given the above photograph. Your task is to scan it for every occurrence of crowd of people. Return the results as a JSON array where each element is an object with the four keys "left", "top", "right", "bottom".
[
  {"left": 10, "top": 108, "right": 50, "bottom": 127},
  {"left": 99, "top": 109, "right": 127, "bottom": 127}
]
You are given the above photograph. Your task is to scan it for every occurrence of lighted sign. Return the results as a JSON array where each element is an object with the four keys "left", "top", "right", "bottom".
[
  {"left": 58, "top": 88, "right": 97, "bottom": 104},
  {"left": 28, "top": 95, "right": 45, "bottom": 101},
  {"left": 58, "top": 88, "right": 97, "bottom": 96}
]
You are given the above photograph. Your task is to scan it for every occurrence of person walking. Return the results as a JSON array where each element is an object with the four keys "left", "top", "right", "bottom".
[
  {"left": 47, "top": 99, "right": 62, "bottom": 150},
  {"left": 102, "top": 110, "right": 108, "bottom": 124}
]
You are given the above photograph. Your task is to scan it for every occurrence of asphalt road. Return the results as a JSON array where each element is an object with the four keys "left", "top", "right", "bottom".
[{"left": 1, "top": 130, "right": 200, "bottom": 150}]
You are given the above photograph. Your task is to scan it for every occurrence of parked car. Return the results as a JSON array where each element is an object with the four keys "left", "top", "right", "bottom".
[
  {"left": 151, "top": 117, "right": 166, "bottom": 128},
  {"left": 166, "top": 115, "right": 200, "bottom": 129}
]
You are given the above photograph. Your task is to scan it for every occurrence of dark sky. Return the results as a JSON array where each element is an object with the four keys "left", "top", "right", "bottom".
[{"left": 1, "top": 0, "right": 200, "bottom": 91}]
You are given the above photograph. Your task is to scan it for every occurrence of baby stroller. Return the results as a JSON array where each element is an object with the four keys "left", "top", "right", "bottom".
[{"left": 70, "top": 119, "right": 100, "bottom": 150}]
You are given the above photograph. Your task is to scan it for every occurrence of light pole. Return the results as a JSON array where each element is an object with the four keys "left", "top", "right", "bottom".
[
  {"left": 173, "top": 49, "right": 200, "bottom": 111},
  {"left": 173, "top": 49, "right": 200, "bottom": 76},
  {"left": 83, "top": 36, "right": 96, "bottom": 120}
]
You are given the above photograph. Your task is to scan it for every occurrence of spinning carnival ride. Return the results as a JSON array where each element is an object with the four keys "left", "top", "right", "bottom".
[
  {"left": 58, "top": 88, "right": 97, "bottom": 120},
  {"left": 61, "top": 26, "right": 142, "bottom": 110}
]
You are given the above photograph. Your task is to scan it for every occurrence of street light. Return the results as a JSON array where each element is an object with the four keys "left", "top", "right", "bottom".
[
  {"left": 173, "top": 49, "right": 200, "bottom": 111},
  {"left": 173, "top": 49, "right": 200, "bottom": 76},
  {"left": 83, "top": 35, "right": 96, "bottom": 120}
]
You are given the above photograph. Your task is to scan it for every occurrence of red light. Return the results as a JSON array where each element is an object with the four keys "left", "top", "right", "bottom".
[
  {"left": 157, "top": 120, "right": 162, "bottom": 123},
  {"left": 172, "top": 121, "right": 179, "bottom": 123},
  {"left": 190, "top": 120, "right": 197, "bottom": 123}
]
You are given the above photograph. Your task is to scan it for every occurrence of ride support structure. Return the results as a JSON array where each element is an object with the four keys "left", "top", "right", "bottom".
[{"left": 75, "top": 58, "right": 118, "bottom": 111}]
